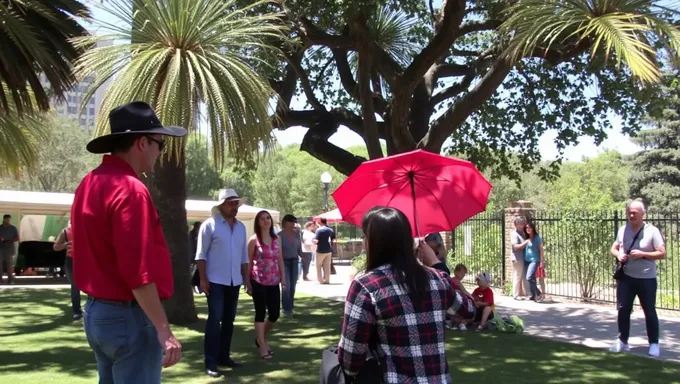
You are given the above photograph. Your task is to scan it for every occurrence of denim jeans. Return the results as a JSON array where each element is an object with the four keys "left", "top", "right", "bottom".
[
  {"left": 617, "top": 274, "right": 659, "bottom": 344},
  {"left": 64, "top": 257, "right": 82, "bottom": 315},
  {"left": 301, "top": 252, "right": 312, "bottom": 279},
  {"left": 204, "top": 283, "right": 240, "bottom": 370},
  {"left": 282, "top": 258, "right": 298, "bottom": 314},
  {"left": 83, "top": 298, "right": 162, "bottom": 384},
  {"left": 524, "top": 261, "right": 541, "bottom": 298}
]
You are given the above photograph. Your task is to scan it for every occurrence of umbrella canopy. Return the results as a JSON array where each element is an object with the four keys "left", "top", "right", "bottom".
[
  {"left": 313, "top": 208, "right": 343, "bottom": 224},
  {"left": 332, "top": 149, "right": 492, "bottom": 237}
]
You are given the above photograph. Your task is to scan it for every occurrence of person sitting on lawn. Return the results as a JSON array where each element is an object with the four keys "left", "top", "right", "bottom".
[
  {"left": 450, "top": 264, "right": 473, "bottom": 298},
  {"left": 472, "top": 272, "right": 495, "bottom": 331},
  {"left": 446, "top": 264, "right": 477, "bottom": 331}
]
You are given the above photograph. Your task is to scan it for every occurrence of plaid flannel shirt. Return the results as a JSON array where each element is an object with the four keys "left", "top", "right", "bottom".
[{"left": 338, "top": 263, "right": 459, "bottom": 383}]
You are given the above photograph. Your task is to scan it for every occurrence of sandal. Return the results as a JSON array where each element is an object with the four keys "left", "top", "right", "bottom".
[
  {"left": 255, "top": 339, "right": 273, "bottom": 355},
  {"left": 260, "top": 352, "right": 273, "bottom": 360}
]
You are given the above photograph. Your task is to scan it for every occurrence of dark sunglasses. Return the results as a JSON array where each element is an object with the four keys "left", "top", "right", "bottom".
[{"left": 145, "top": 136, "right": 165, "bottom": 151}]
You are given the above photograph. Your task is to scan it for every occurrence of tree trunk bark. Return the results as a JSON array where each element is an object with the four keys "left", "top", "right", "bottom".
[{"left": 147, "top": 150, "right": 198, "bottom": 325}]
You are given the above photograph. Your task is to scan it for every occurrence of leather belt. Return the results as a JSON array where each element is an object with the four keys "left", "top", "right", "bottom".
[{"left": 88, "top": 296, "right": 140, "bottom": 307}]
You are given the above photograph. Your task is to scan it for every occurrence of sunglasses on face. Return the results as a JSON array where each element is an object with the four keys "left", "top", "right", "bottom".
[{"left": 145, "top": 136, "right": 165, "bottom": 151}]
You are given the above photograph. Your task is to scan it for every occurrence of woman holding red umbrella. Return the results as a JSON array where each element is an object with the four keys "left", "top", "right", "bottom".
[{"left": 337, "top": 207, "right": 459, "bottom": 383}]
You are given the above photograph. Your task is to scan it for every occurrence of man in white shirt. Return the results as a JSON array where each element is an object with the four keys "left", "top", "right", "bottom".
[
  {"left": 196, "top": 189, "right": 250, "bottom": 378},
  {"left": 301, "top": 222, "right": 316, "bottom": 281}
]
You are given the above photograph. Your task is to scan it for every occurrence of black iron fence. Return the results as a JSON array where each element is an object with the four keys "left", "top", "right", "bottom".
[
  {"left": 452, "top": 210, "right": 680, "bottom": 311},
  {"left": 450, "top": 211, "right": 505, "bottom": 286}
]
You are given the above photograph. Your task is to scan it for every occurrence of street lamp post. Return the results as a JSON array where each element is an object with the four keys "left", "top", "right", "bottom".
[{"left": 321, "top": 171, "right": 332, "bottom": 212}]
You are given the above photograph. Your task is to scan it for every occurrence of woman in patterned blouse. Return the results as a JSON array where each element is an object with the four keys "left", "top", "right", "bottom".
[
  {"left": 247, "top": 210, "right": 286, "bottom": 360},
  {"left": 337, "top": 207, "right": 458, "bottom": 383}
]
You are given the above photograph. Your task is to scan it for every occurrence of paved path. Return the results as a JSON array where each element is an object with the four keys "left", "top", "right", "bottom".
[
  {"left": 7, "top": 264, "right": 680, "bottom": 361},
  {"left": 296, "top": 265, "right": 680, "bottom": 362}
]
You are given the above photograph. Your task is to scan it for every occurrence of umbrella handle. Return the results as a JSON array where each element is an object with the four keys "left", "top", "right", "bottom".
[{"left": 408, "top": 171, "right": 421, "bottom": 239}]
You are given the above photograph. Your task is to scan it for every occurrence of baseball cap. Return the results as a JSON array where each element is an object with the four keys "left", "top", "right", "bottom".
[{"left": 476, "top": 272, "right": 492, "bottom": 284}]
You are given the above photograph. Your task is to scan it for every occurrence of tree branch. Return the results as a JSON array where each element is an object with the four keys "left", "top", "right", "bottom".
[
  {"left": 459, "top": 19, "right": 503, "bottom": 35},
  {"left": 422, "top": 58, "right": 514, "bottom": 151},
  {"left": 430, "top": 69, "right": 476, "bottom": 106},
  {"left": 400, "top": 0, "right": 466, "bottom": 94},
  {"left": 297, "top": 17, "right": 354, "bottom": 49},
  {"left": 332, "top": 48, "right": 359, "bottom": 99},
  {"left": 352, "top": 15, "right": 383, "bottom": 159},
  {"left": 434, "top": 63, "right": 471, "bottom": 79},
  {"left": 286, "top": 51, "right": 325, "bottom": 111}
]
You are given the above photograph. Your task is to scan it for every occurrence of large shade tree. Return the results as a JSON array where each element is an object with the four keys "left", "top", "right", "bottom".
[
  {"left": 75, "top": 0, "right": 288, "bottom": 324},
  {"left": 0, "top": 0, "right": 90, "bottom": 175},
  {"left": 267, "top": 0, "right": 680, "bottom": 180}
]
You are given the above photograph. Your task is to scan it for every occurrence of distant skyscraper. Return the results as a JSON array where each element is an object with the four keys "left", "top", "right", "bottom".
[{"left": 40, "top": 39, "right": 112, "bottom": 130}]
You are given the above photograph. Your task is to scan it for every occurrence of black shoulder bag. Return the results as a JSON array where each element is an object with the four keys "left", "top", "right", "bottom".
[
  {"left": 320, "top": 333, "right": 383, "bottom": 384},
  {"left": 613, "top": 226, "right": 644, "bottom": 280}
]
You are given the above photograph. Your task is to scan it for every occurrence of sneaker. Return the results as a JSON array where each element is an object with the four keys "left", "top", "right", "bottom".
[
  {"left": 649, "top": 343, "right": 660, "bottom": 357},
  {"left": 459, "top": 324, "right": 467, "bottom": 331},
  {"left": 73, "top": 313, "right": 83, "bottom": 320},
  {"left": 609, "top": 340, "right": 630, "bottom": 353}
]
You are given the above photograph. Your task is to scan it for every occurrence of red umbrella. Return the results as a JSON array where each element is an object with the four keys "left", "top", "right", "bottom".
[
  {"left": 332, "top": 149, "right": 492, "bottom": 237},
  {"left": 313, "top": 208, "right": 343, "bottom": 224}
]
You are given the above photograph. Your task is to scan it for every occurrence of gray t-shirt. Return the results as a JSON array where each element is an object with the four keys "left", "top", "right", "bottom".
[
  {"left": 616, "top": 223, "right": 664, "bottom": 279},
  {"left": 511, "top": 230, "right": 525, "bottom": 262},
  {"left": 0, "top": 224, "right": 18, "bottom": 252},
  {"left": 278, "top": 230, "right": 302, "bottom": 260}
]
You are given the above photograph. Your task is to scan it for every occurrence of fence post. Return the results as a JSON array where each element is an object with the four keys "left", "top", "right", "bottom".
[{"left": 504, "top": 201, "right": 535, "bottom": 285}]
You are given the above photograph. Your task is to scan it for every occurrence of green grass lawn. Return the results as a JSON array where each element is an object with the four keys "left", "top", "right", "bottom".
[{"left": 1, "top": 289, "right": 679, "bottom": 383}]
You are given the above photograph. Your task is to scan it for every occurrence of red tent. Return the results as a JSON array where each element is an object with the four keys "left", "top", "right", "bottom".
[{"left": 313, "top": 208, "right": 343, "bottom": 224}]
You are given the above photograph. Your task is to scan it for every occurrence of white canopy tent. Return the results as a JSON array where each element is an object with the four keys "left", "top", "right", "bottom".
[{"left": 0, "top": 190, "right": 279, "bottom": 241}]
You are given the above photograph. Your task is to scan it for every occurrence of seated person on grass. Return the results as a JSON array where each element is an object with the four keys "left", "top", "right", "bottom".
[
  {"left": 446, "top": 264, "right": 477, "bottom": 330},
  {"left": 472, "top": 272, "right": 495, "bottom": 331},
  {"left": 450, "top": 264, "right": 473, "bottom": 299}
]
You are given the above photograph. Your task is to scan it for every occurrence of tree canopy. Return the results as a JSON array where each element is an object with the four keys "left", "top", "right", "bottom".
[
  {"left": 266, "top": 0, "right": 679, "bottom": 180},
  {"left": 629, "top": 71, "right": 680, "bottom": 212}
]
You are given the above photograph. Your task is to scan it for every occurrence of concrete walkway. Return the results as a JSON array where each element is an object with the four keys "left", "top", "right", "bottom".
[{"left": 296, "top": 265, "right": 680, "bottom": 362}]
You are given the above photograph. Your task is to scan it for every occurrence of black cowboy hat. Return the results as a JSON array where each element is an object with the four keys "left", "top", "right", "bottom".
[{"left": 86, "top": 101, "right": 187, "bottom": 154}]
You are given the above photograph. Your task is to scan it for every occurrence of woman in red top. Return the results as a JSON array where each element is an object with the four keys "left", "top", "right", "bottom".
[
  {"left": 247, "top": 210, "right": 286, "bottom": 360},
  {"left": 53, "top": 221, "right": 82, "bottom": 320}
]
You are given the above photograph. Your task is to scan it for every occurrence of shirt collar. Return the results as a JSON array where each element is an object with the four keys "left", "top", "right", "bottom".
[
  {"left": 101, "top": 155, "right": 139, "bottom": 178},
  {"left": 212, "top": 211, "right": 239, "bottom": 225}
]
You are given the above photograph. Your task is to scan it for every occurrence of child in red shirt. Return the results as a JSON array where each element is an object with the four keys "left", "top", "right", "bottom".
[{"left": 471, "top": 272, "right": 495, "bottom": 331}]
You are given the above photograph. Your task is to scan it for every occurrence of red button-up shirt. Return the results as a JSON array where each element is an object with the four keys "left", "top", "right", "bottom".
[{"left": 71, "top": 155, "right": 174, "bottom": 301}]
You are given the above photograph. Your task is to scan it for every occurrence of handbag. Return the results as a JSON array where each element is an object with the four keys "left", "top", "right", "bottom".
[
  {"left": 320, "top": 344, "right": 383, "bottom": 384},
  {"left": 613, "top": 226, "right": 644, "bottom": 280}
]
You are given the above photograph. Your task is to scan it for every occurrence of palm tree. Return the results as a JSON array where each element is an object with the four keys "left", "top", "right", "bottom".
[
  {"left": 501, "top": 0, "right": 680, "bottom": 84},
  {"left": 74, "top": 0, "right": 288, "bottom": 324},
  {"left": 0, "top": 0, "right": 90, "bottom": 115},
  {"left": 0, "top": 0, "right": 90, "bottom": 174},
  {"left": 0, "top": 87, "right": 46, "bottom": 177}
]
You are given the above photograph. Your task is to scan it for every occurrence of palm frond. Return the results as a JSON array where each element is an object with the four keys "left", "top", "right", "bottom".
[
  {"left": 0, "top": 85, "right": 47, "bottom": 177},
  {"left": 74, "top": 0, "right": 289, "bottom": 166},
  {"left": 0, "top": 0, "right": 91, "bottom": 115},
  {"left": 500, "top": 0, "right": 680, "bottom": 84}
]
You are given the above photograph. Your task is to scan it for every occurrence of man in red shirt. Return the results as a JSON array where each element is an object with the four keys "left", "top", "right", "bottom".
[{"left": 71, "top": 102, "right": 185, "bottom": 383}]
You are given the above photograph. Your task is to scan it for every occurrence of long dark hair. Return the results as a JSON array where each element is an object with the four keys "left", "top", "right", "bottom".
[
  {"left": 364, "top": 207, "right": 429, "bottom": 296},
  {"left": 525, "top": 221, "right": 538, "bottom": 239},
  {"left": 254, "top": 210, "right": 277, "bottom": 242}
]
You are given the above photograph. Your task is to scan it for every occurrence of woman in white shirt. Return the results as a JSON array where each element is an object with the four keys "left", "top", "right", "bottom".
[{"left": 301, "top": 221, "right": 316, "bottom": 281}]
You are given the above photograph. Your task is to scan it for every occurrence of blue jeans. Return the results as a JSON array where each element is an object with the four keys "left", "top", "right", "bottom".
[
  {"left": 282, "top": 258, "right": 298, "bottom": 314},
  {"left": 524, "top": 261, "right": 541, "bottom": 298},
  {"left": 83, "top": 298, "right": 162, "bottom": 384},
  {"left": 204, "top": 283, "right": 240, "bottom": 370},
  {"left": 617, "top": 274, "right": 659, "bottom": 344},
  {"left": 64, "top": 257, "right": 82, "bottom": 315}
]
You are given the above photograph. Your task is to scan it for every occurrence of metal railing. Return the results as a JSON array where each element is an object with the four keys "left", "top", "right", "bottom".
[{"left": 451, "top": 211, "right": 505, "bottom": 287}]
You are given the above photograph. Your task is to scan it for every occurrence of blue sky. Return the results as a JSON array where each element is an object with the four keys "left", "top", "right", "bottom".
[{"left": 84, "top": 0, "right": 649, "bottom": 162}]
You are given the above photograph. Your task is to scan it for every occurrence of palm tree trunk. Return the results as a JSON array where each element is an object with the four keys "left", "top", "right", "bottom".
[{"left": 147, "top": 150, "right": 198, "bottom": 325}]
